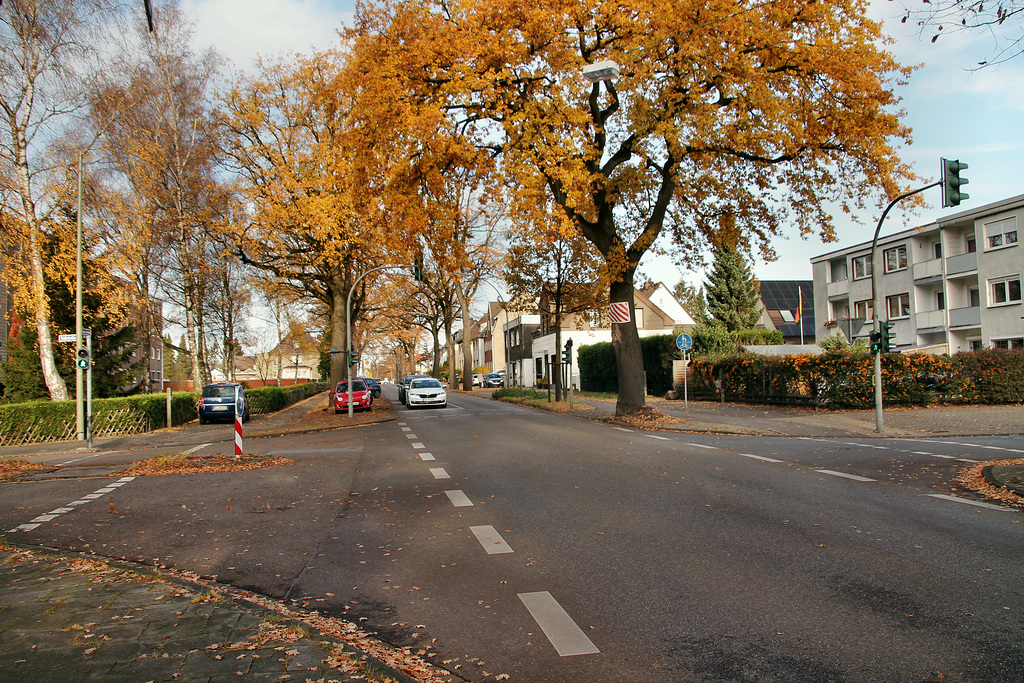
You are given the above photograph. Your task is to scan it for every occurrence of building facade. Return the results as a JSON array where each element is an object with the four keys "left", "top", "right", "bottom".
[{"left": 811, "top": 194, "right": 1024, "bottom": 353}]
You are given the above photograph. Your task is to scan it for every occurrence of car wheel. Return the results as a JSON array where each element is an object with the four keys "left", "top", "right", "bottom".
[
  {"left": 199, "top": 415, "right": 207, "bottom": 425},
  {"left": 335, "top": 408, "right": 341, "bottom": 414}
]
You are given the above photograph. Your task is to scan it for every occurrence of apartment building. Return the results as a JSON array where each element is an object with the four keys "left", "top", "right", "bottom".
[{"left": 811, "top": 193, "right": 1024, "bottom": 353}]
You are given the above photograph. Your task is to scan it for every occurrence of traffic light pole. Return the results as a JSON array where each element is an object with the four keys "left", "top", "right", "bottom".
[
  {"left": 869, "top": 180, "right": 940, "bottom": 433},
  {"left": 346, "top": 264, "right": 405, "bottom": 417}
]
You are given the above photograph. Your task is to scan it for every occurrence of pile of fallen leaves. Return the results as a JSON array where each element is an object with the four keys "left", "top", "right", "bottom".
[
  {"left": 956, "top": 458, "right": 1024, "bottom": 508},
  {"left": 108, "top": 452, "right": 292, "bottom": 477},
  {"left": 606, "top": 405, "right": 679, "bottom": 430},
  {"left": 0, "top": 460, "right": 50, "bottom": 482}
]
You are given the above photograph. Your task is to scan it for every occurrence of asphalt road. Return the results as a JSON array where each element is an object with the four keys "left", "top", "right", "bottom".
[{"left": 3, "top": 389, "right": 1024, "bottom": 682}]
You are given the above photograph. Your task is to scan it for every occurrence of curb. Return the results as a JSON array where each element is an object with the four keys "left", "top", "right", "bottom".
[{"left": 3, "top": 541, "right": 458, "bottom": 683}]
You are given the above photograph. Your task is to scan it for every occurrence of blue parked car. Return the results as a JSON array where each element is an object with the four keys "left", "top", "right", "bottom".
[{"left": 198, "top": 382, "right": 250, "bottom": 424}]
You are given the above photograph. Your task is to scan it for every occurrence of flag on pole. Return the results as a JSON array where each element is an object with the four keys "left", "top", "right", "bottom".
[{"left": 795, "top": 286, "right": 803, "bottom": 323}]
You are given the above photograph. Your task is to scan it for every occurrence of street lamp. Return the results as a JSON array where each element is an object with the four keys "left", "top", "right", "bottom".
[
  {"left": 293, "top": 339, "right": 301, "bottom": 385},
  {"left": 582, "top": 60, "right": 620, "bottom": 83}
]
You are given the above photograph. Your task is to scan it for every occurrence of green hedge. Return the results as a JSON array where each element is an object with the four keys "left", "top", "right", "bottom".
[
  {"left": 687, "top": 348, "right": 1024, "bottom": 408},
  {"left": 578, "top": 335, "right": 677, "bottom": 395},
  {"left": 0, "top": 382, "right": 327, "bottom": 447}
]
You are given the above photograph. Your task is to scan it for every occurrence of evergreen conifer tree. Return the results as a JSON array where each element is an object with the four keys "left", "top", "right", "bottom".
[{"left": 704, "top": 245, "right": 761, "bottom": 332}]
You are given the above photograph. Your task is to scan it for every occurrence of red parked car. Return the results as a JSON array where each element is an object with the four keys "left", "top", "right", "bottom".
[{"left": 334, "top": 379, "right": 373, "bottom": 413}]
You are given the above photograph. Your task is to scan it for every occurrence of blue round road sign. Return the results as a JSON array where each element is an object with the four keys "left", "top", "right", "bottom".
[{"left": 676, "top": 333, "right": 693, "bottom": 351}]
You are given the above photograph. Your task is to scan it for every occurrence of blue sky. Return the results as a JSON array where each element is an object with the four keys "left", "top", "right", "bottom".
[{"left": 184, "top": 0, "right": 1023, "bottom": 288}]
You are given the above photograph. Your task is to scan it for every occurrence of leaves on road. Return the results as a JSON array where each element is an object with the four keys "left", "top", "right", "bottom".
[
  {"left": 0, "top": 460, "right": 49, "bottom": 482},
  {"left": 108, "top": 453, "right": 293, "bottom": 477},
  {"left": 957, "top": 458, "right": 1024, "bottom": 508}
]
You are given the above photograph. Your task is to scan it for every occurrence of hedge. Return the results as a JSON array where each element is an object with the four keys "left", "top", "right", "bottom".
[
  {"left": 687, "top": 348, "right": 1024, "bottom": 408},
  {"left": 0, "top": 382, "right": 327, "bottom": 447},
  {"left": 578, "top": 335, "right": 677, "bottom": 395}
]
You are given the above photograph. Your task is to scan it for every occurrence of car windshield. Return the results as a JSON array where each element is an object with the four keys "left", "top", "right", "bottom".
[
  {"left": 411, "top": 379, "right": 442, "bottom": 389},
  {"left": 203, "top": 385, "right": 238, "bottom": 398},
  {"left": 336, "top": 380, "right": 366, "bottom": 392},
  {"left": 485, "top": 373, "right": 500, "bottom": 379}
]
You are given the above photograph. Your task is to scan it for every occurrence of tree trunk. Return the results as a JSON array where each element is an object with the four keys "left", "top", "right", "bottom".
[
  {"left": 328, "top": 282, "right": 347, "bottom": 389},
  {"left": 610, "top": 274, "right": 645, "bottom": 416}
]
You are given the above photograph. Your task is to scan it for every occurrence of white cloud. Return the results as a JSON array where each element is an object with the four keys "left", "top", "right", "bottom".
[{"left": 181, "top": 0, "right": 355, "bottom": 70}]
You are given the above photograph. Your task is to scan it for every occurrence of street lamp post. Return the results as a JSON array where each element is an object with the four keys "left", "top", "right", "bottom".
[{"left": 347, "top": 265, "right": 403, "bottom": 416}]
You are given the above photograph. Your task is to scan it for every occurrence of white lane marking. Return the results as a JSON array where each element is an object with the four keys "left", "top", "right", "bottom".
[
  {"left": 419, "top": 453, "right": 436, "bottom": 461},
  {"left": 739, "top": 453, "right": 783, "bottom": 463},
  {"left": 470, "top": 525, "right": 514, "bottom": 554},
  {"left": 815, "top": 470, "right": 876, "bottom": 482},
  {"left": 398, "top": 422, "right": 407, "bottom": 426},
  {"left": 401, "top": 427, "right": 412, "bottom": 432},
  {"left": 518, "top": 592, "right": 600, "bottom": 657},
  {"left": 406, "top": 433, "right": 418, "bottom": 439},
  {"left": 8, "top": 476, "right": 137, "bottom": 532},
  {"left": 645, "top": 435, "right": 671, "bottom": 441},
  {"left": 411, "top": 443, "right": 425, "bottom": 449},
  {"left": 683, "top": 442, "right": 719, "bottom": 450},
  {"left": 927, "top": 494, "right": 1014, "bottom": 511},
  {"left": 958, "top": 458, "right": 980, "bottom": 463},
  {"left": 612, "top": 427, "right": 632, "bottom": 433},
  {"left": 444, "top": 490, "right": 473, "bottom": 507},
  {"left": 430, "top": 468, "right": 450, "bottom": 479},
  {"left": 183, "top": 442, "right": 212, "bottom": 454}
]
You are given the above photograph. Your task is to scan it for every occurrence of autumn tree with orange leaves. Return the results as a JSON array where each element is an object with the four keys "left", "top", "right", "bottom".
[{"left": 351, "top": 0, "right": 916, "bottom": 416}]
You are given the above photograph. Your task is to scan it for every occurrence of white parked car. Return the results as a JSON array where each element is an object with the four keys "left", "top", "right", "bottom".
[{"left": 406, "top": 377, "right": 447, "bottom": 409}]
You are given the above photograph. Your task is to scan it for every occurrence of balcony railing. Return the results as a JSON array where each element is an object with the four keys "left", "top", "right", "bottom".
[
  {"left": 946, "top": 252, "right": 978, "bottom": 276},
  {"left": 915, "top": 309, "right": 946, "bottom": 330},
  {"left": 912, "top": 258, "right": 943, "bottom": 281},
  {"left": 949, "top": 305, "right": 981, "bottom": 328}
]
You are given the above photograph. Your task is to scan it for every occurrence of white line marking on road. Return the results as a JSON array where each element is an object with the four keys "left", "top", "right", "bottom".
[
  {"left": 612, "top": 427, "right": 632, "bottom": 433},
  {"left": 444, "top": 490, "right": 473, "bottom": 507},
  {"left": 406, "top": 434, "right": 417, "bottom": 439},
  {"left": 49, "top": 508, "right": 75, "bottom": 514},
  {"left": 183, "top": 442, "right": 212, "bottom": 454},
  {"left": 518, "top": 592, "right": 600, "bottom": 657},
  {"left": 398, "top": 422, "right": 407, "bottom": 426},
  {"left": 419, "top": 453, "right": 436, "bottom": 461},
  {"left": 8, "top": 476, "right": 138, "bottom": 533},
  {"left": 95, "top": 487, "right": 116, "bottom": 493},
  {"left": 411, "top": 443, "right": 425, "bottom": 449},
  {"left": 430, "top": 468, "right": 450, "bottom": 479},
  {"left": 957, "top": 458, "right": 980, "bottom": 463},
  {"left": 683, "top": 442, "right": 719, "bottom": 450},
  {"left": 10, "top": 524, "right": 40, "bottom": 532},
  {"left": 470, "top": 525, "right": 514, "bottom": 554},
  {"left": 815, "top": 470, "right": 876, "bottom": 482},
  {"left": 645, "top": 435, "right": 671, "bottom": 441},
  {"left": 82, "top": 493, "right": 103, "bottom": 499},
  {"left": 739, "top": 453, "right": 783, "bottom": 463},
  {"left": 118, "top": 477, "right": 135, "bottom": 482},
  {"left": 401, "top": 427, "right": 412, "bottom": 432},
  {"left": 30, "top": 515, "right": 58, "bottom": 523},
  {"left": 927, "top": 494, "right": 1014, "bottom": 511}
]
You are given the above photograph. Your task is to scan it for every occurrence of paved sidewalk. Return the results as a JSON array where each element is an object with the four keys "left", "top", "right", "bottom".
[{"left": 0, "top": 544, "right": 458, "bottom": 683}]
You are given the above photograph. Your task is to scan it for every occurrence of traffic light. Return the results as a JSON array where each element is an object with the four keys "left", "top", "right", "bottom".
[
  {"left": 76, "top": 347, "right": 90, "bottom": 369},
  {"left": 870, "top": 331, "right": 882, "bottom": 354},
  {"left": 880, "top": 321, "right": 896, "bottom": 353},
  {"left": 349, "top": 347, "right": 359, "bottom": 366},
  {"left": 941, "top": 158, "right": 969, "bottom": 208},
  {"left": 562, "top": 339, "right": 573, "bottom": 365}
]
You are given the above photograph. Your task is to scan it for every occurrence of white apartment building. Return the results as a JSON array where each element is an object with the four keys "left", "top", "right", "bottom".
[{"left": 811, "top": 193, "right": 1024, "bottom": 353}]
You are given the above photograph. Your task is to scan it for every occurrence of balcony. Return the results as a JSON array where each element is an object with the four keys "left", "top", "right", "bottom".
[
  {"left": 915, "top": 309, "right": 946, "bottom": 332},
  {"left": 946, "top": 252, "right": 978, "bottom": 277},
  {"left": 912, "top": 258, "right": 943, "bottom": 282},
  {"left": 949, "top": 305, "right": 981, "bottom": 328},
  {"left": 826, "top": 280, "right": 849, "bottom": 299}
]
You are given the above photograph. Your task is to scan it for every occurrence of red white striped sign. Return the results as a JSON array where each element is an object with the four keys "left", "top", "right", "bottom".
[
  {"left": 609, "top": 302, "right": 631, "bottom": 324},
  {"left": 234, "top": 415, "right": 243, "bottom": 457}
]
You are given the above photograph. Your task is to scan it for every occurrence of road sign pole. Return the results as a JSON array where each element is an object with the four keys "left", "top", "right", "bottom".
[
  {"left": 683, "top": 350, "right": 688, "bottom": 411},
  {"left": 234, "top": 385, "right": 243, "bottom": 458},
  {"left": 86, "top": 331, "right": 93, "bottom": 449}
]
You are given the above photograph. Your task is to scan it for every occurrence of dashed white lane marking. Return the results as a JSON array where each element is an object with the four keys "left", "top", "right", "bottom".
[
  {"left": 645, "top": 435, "right": 671, "bottom": 441},
  {"left": 183, "top": 442, "right": 212, "bottom": 454},
  {"left": 927, "top": 494, "right": 1015, "bottom": 512},
  {"left": 739, "top": 453, "right": 783, "bottom": 463},
  {"left": 9, "top": 476, "right": 136, "bottom": 532},
  {"left": 612, "top": 427, "right": 632, "bottom": 433},
  {"left": 406, "top": 433, "right": 418, "bottom": 439},
  {"left": 682, "top": 442, "right": 719, "bottom": 450},
  {"left": 401, "top": 427, "right": 412, "bottom": 432},
  {"left": 411, "top": 443, "right": 425, "bottom": 449},
  {"left": 518, "top": 592, "right": 600, "bottom": 657},
  {"left": 419, "top": 453, "right": 436, "bottom": 461},
  {"left": 445, "top": 490, "right": 473, "bottom": 507},
  {"left": 470, "top": 525, "right": 514, "bottom": 554},
  {"left": 430, "top": 468, "right": 450, "bottom": 479},
  {"left": 815, "top": 470, "right": 876, "bottom": 482}
]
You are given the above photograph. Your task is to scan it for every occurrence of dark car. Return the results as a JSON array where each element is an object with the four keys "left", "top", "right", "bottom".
[
  {"left": 398, "top": 374, "right": 429, "bottom": 404},
  {"left": 358, "top": 376, "right": 382, "bottom": 398},
  {"left": 483, "top": 372, "right": 504, "bottom": 388},
  {"left": 198, "top": 382, "right": 249, "bottom": 424}
]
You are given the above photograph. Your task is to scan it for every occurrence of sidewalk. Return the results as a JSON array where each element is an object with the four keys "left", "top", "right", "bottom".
[{"left": 0, "top": 544, "right": 459, "bottom": 683}]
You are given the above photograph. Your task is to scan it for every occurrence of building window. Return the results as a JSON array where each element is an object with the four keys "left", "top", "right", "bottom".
[
  {"left": 933, "top": 242, "right": 942, "bottom": 259},
  {"left": 634, "top": 308, "right": 644, "bottom": 327},
  {"left": 886, "top": 293, "right": 910, "bottom": 318},
  {"left": 936, "top": 292, "right": 945, "bottom": 311},
  {"left": 966, "top": 236, "right": 977, "bottom": 253},
  {"left": 884, "top": 245, "right": 907, "bottom": 273},
  {"left": 854, "top": 299, "right": 873, "bottom": 320},
  {"left": 830, "top": 260, "right": 848, "bottom": 282},
  {"left": 992, "top": 338, "right": 1024, "bottom": 350},
  {"left": 969, "top": 288, "right": 980, "bottom": 307},
  {"left": 852, "top": 255, "right": 872, "bottom": 280},
  {"left": 989, "top": 276, "right": 1022, "bottom": 305},
  {"left": 985, "top": 218, "right": 1018, "bottom": 249}
]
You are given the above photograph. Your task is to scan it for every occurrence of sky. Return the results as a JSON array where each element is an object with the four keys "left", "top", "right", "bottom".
[{"left": 182, "top": 0, "right": 1023, "bottom": 293}]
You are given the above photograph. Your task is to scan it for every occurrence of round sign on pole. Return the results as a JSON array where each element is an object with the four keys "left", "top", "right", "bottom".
[{"left": 676, "top": 333, "right": 693, "bottom": 351}]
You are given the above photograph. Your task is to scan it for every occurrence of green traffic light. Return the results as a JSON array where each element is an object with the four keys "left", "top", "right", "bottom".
[{"left": 941, "top": 158, "right": 969, "bottom": 208}]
